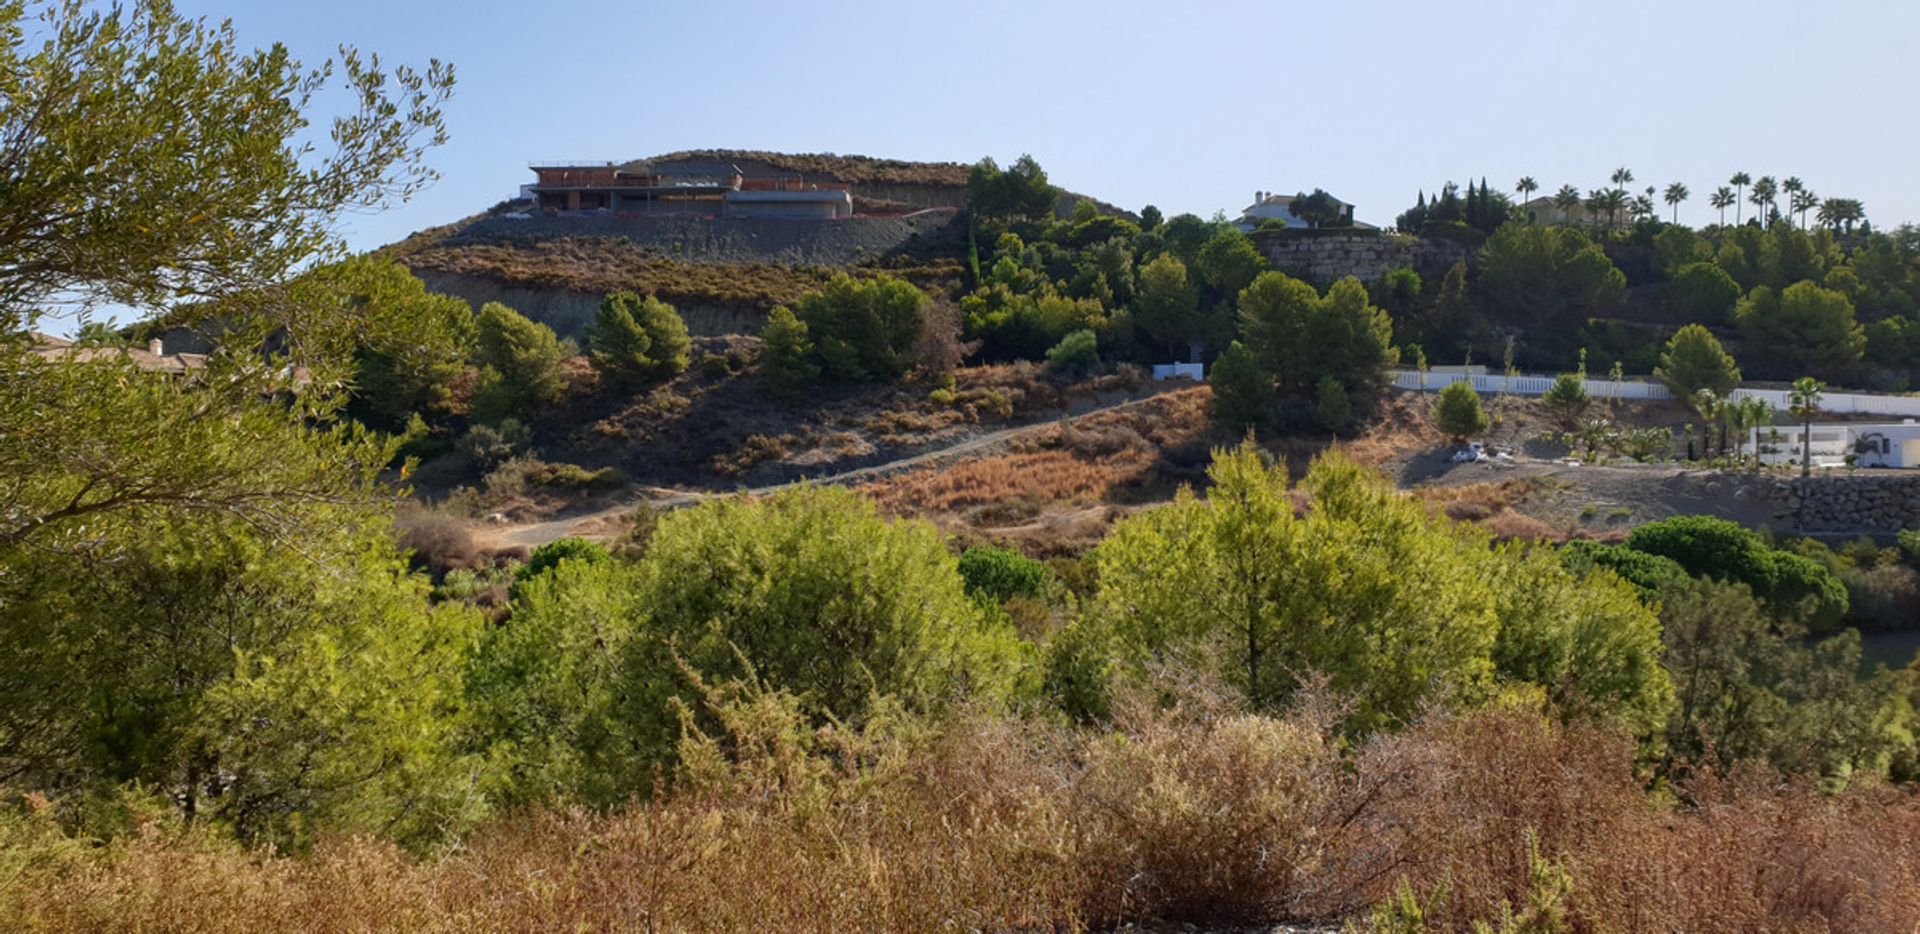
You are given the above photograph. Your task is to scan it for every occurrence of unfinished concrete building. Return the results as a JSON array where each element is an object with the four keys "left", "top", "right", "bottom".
[{"left": 525, "top": 160, "right": 852, "bottom": 219}]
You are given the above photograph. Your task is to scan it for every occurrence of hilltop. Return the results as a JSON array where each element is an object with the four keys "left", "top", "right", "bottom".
[{"left": 383, "top": 149, "right": 1128, "bottom": 340}]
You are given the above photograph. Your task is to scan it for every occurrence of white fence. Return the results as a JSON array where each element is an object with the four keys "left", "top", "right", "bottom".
[
  {"left": 1392, "top": 370, "right": 1920, "bottom": 419},
  {"left": 1392, "top": 370, "right": 1672, "bottom": 400},
  {"left": 1152, "top": 362, "right": 1205, "bottom": 381}
]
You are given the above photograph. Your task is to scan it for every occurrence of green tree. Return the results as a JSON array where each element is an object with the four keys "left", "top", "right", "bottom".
[
  {"left": 1312, "top": 375, "right": 1351, "bottom": 431},
  {"left": 616, "top": 487, "right": 1031, "bottom": 766},
  {"left": 758, "top": 306, "right": 821, "bottom": 398},
  {"left": 1208, "top": 341, "right": 1270, "bottom": 428},
  {"left": 1654, "top": 324, "right": 1742, "bottom": 400},
  {"left": 473, "top": 301, "right": 568, "bottom": 418},
  {"left": 294, "top": 257, "right": 474, "bottom": 428},
  {"left": 1730, "top": 171, "right": 1752, "bottom": 225},
  {"left": 1056, "top": 446, "right": 1501, "bottom": 726},
  {"left": 1665, "top": 262, "right": 1742, "bottom": 323},
  {"left": 1133, "top": 253, "right": 1201, "bottom": 359},
  {"left": 1288, "top": 188, "right": 1348, "bottom": 228},
  {"left": 1625, "top": 515, "right": 1847, "bottom": 629},
  {"left": 1733, "top": 282, "right": 1866, "bottom": 380},
  {"left": 1432, "top": 380, "right": 1489, "bottom": 442},
  {"left": 1045, "top": 328, "right": 1101, "bottom": 374},
  {"left": 1193, "top": 228, "right": 1268, "bottom": 300},
  {"left": 1239, "top": 272, "right": 1396, "bottom": 400},
  {"left": 0, "top": 0, "right": 451, "bottom": 318},
  {"left": 584, "top": 291, "right": 689, "bottom": 385},
  {"left": 791, "top": 273, "right": 928, "bottom": 383},
  {"left": 1477, "top": 224, "right": 1626, "bottom": 343},
  {"left": 1139, "top": 204, "right": 1164, "bottom": 230},
  {"left": 1540, "top": 372, "right": 1591, "bottom": 431}
]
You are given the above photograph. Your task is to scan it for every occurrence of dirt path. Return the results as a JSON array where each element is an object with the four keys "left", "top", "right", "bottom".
[{"left": 476, "top": 389, "right": 1185, "bottom": 550}]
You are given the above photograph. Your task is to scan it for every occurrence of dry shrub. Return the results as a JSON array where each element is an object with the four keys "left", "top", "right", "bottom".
[
  {"left": 1842, "top": 563, "right": 1920, "bottom": 630},
  {"left": 863, "top": 450, "right": 1135, "bottom": 514},
  {"left": 1480, "top": 508, "right": 1556, "bottom": 542},
  {"left": 9, "top": 685, "right": 1920, "bottom": 931},
  {"left": 392, "top": 504, "right": 477, "bottom": 574}
]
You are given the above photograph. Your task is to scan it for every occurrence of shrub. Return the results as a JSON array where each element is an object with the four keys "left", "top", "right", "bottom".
[
  {"left": 957, "top": 546, "right": 1050, "bottom": 603},
  {"left": 1625, "top": 515, "right": 1849, "bottom": 631},
  {"left": 526, "top": 461, "right": 627, "bottom": 491},
  {"left": 1655, "top": 323, "right": 1742, "bottom": 400},
  {"left": 1539, "top": 372, "right": 1590, "bottom": 431},
  {"left": 615, "top": 486, "right": 1034, "bottom": 772},
  {"left": 791, "top": 273, "right": 928, "bottom": 383},
  {"left": 511, "top": 538, "right": 612, "bottom": 602},
  {"left": 585, "top": 291, "right": 690, "bottom": 387},
  {"left": 699, "top": 353, "right": 732, "bottom": 379},
  {"left": 1311, "top": 375, "right": 1350, "bottom": 431},
  {"left": 394, "top": 504, "right": 479, "bottom": 574},
  {"left": 1665, "top": 262, "right": 1741, "bottom": 323},
  {"left": 759, "top": 306, "right": 821, "bottom": 398},
  {"left": 1432, "top": 381, "right": 1488, "bottom": 442},
  {"left": 1044, "top": 328, "right": 1100, "bottom": 374},
  {"left": 473, "top": 302, "right": 567, "bottom": 416},
  {"left": 456, "top": 418, "right": 531, "bottom": 469},
  {"left": 1208, "top": 341, "right": 1269, "bottom": 428}
]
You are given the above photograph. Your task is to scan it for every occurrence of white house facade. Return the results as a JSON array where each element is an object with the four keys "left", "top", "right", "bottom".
[{"left": 1744, "top": 420, "right": 1920, "bottom": 469}]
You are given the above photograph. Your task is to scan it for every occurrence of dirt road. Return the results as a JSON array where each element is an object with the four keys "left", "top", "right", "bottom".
[{"left": 476, "top": 388, "right": 1185, "bottom": 550}]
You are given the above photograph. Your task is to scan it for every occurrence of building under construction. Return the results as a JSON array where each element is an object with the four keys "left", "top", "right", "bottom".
[{"left": 524, "top": 160, "right": 854, "bottom": 220}]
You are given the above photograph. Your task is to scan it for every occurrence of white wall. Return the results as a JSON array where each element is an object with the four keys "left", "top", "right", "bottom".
[{"left": 1392, "top": 370, "right": 1920, "bottom": 418}]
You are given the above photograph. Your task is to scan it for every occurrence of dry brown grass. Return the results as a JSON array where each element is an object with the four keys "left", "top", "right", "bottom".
[{"left": 7, "top": 687, "right": 1919, "bottom": 933}]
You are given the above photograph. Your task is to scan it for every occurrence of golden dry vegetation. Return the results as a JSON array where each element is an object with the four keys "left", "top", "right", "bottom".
[{"left": 7, "top": 686, "right": 1918, "bottom": 933}]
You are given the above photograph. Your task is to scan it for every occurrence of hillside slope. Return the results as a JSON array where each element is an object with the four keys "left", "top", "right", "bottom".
[{"left": 384, "top": 150, "right": 1126, "bottom": 339}]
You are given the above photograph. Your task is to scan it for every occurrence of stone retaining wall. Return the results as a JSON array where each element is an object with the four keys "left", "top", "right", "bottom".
[
  {"left": 1744, "top": 474, "right": 1920, "bottom": 532},
  {"left": 1256, "top": 231, "right": 1470, "bottom": 285}
]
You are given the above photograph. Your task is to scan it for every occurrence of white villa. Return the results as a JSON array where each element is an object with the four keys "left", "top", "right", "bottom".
[
  {"left": 1744, "top": 420, "right": 1920, "bottom": 469},
  {"left": 1234, "top": 190, "right": 1366, "bottom": 232}
]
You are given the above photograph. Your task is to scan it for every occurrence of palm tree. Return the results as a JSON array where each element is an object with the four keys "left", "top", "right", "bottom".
[
  {"left": 1583, "top": 190, "right": 1607, "bottom": 228},
  {"left": 1612, "top": 167, "right": 1634, "bottom": 193},
  {"left": 1602, "top": 188, "right": 1628, "bottom": 228},
  {"left": 1664, "top": 182, "right": 1690, "bottom": 223},
  {"left": 1553, "top": 184, "right": 1580, "bottom": 225},
  {"left": 1788, "top": 377, "right": 1824, "bottom": 478},
  {"left": 1516, "top": 176, "right": 1539, "bottom": 218},
  {"left": 1790, "top": 189, "right": 1817, "bottom": 229},
  {"left": 1709, "top": 186, "right": 1735, "bottom": 226},
  {"left": 1781, "top": 176, "right": 1804, "bottom": 210},
  {"left": 1730, "top": 171, "right": 1751, "bottom": 224},
  {"left": 1750, "top": 176, "right": 1776, "bottom": 227},
  {"left": 1818, "top": 198, "right": 1864, "bottom": 235},
  {"left": 1630, "top": 194, "right": 1656, "bottom": 222}
]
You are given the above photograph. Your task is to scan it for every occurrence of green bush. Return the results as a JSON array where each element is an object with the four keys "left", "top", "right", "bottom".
[
  {"left": 957, "top": 546, "right": 1050, "bottom": 603},
  {"left": 699, "top": 353, "right": 732, "bottom": 379},
  {"left": 516, "top": 537, "right": 611, "bottom": 584},
  {"left": 1625, "top": 516, "right": 1849, "bottom": 631},
  {"left": 1208, "top": 341, "right": 1269, "bottom": 428},
  {"left": 1432, "top": 381, "right": 1488, "bottom": 441},
  {"left": 759, "top": 306, "right": 821, "bottom": 398},
  {"left": 1044, "top": 328, "right": 1100, "bottom": 374},
  {"left": 585, "top": 291, "right": 690, "bottom": 387},
  {"left": 1311, "top": 375, "right": 1350, "bottom": 431},
  {"left": 791, "top": 273, "right": 928, "bottom": 383},
  {"left": 457, "top": 418, "right": 530, "bottom": 469},
  {"left": 473, "top": 302, "right": 567, "bottom": 418}
]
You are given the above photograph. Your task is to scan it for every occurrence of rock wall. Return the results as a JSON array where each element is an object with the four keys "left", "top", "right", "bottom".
[
  {"left": 411, "top": 271, "right": 766, "bottom": 341},
  {"left": 451, "top": 212, "right": 958, "bottom": 267},
  {"left": 1753, "top": 474, "right": 1920, "bottom": 532},
  {"left": 1256, "top": 231, "right": 1469, "bottom": 285}
]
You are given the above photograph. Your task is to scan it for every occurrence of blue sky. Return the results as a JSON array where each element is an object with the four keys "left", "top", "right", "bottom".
[{"left": 192, "top": 0, "right": 1920, "bottom": 246}]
